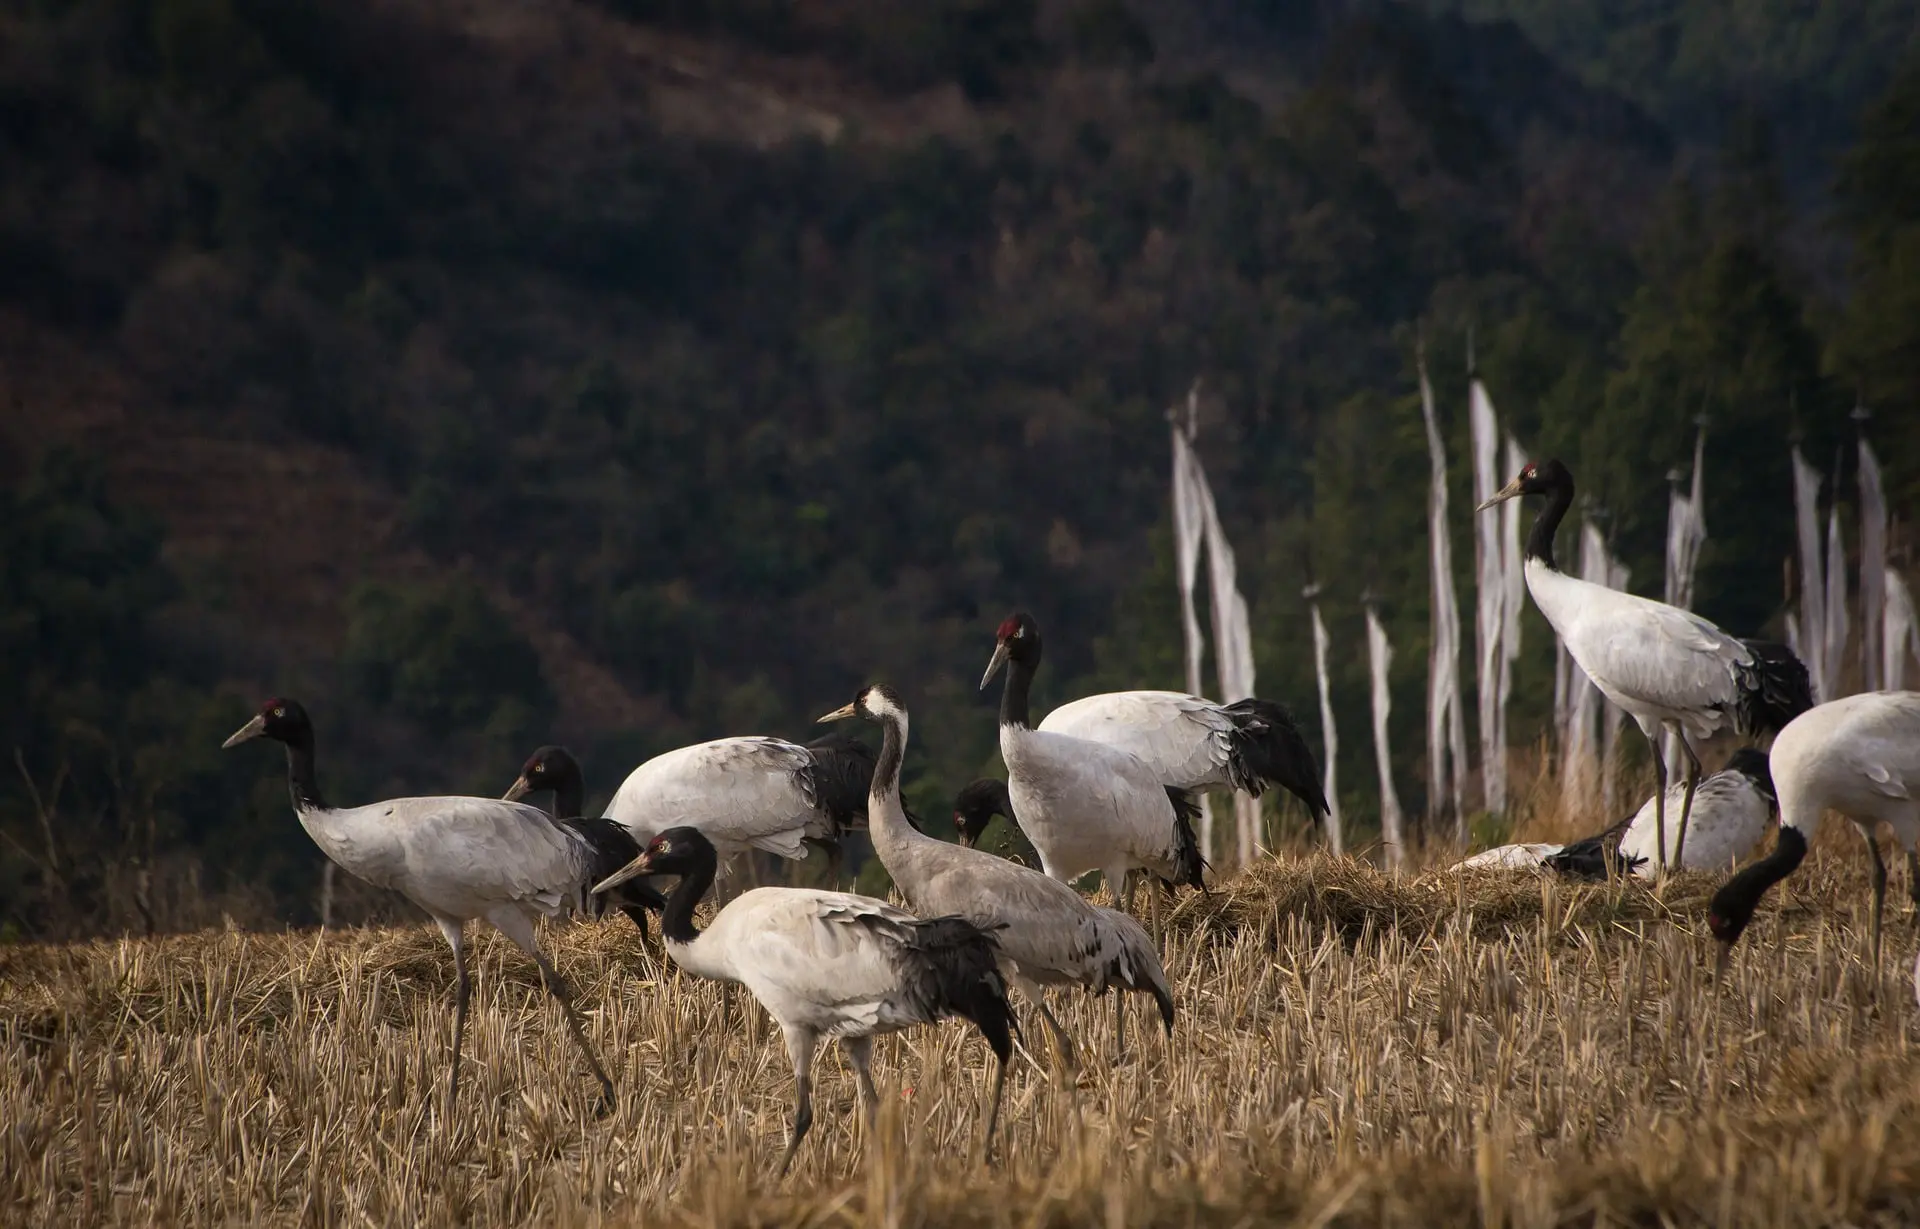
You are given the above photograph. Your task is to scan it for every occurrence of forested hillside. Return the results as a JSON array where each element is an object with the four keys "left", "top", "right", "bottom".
[{"left": 1, "top": 0, "right": 1914, "bottom": 936}]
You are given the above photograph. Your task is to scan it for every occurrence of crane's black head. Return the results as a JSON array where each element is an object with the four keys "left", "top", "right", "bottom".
[
  {"left": 504, "top": 745, "right": 581, "bottom": 804},
  {"left": 631, "top": 826, "right": 716, "bottom": 879},
  {"left": 952, "top": 778, "right": 1014, "bottom": 848},
  {"left": 1476, "top": 458, "right": 1573, "bottom": 511},
  {"left": 1724, "top": 747, "right": 1776, "bottom": 805},
  {"left": 980, "top": 611, "right": 1042, "bottom": 689},
  {"left": 1705, "top": 825, "right": 1809, "bottom": 976},
  {"left": 222, "top": 698, "right": 313, "bottom": 749},
  {"left": 818, "top": 683, "right": 907, "bottom": 726}
]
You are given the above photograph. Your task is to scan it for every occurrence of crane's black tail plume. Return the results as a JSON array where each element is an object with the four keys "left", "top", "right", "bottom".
[
  {"left": 1541, "top": 810, "right": 1645, "bottom": 880},
  {"left": 1164, "top": 787, "right": 1208, "bottom": 889},
  {"left": 566, "top": 816, "right": 665, "bottom": 933},
  {"left": 803, "top": 732, "right": 879, "bottom": 837},
  {"left": 897, "top": 917, "right": 1018, "bottom": 1064},
  {"left": 1734, "top": 640, "right": 1815, "bottom": 737},
  {"left": 1221, "top": 698, "right": 1331, "bottom": 818}
]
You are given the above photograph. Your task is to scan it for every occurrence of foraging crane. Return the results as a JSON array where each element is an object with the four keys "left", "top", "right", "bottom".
[
  {"left": 503, "top": 745, "right": 665, "bottom": 936},
  {"left": 520, "top": 733, "right": 873, "bottom": 864},
  {"left": 980, "top": 612, "right": 1206, "bottom": 916},
  {"left": 819, "top": 683, "right": 1174, "bottom": 1066},
  {"left": 593, "top": 826, "right": 1014, "bottom": 1175},
  {"left": 1037, "top": 691, "right": 1329, "bottom": 819},
  {"left": 222, "top": 698, "right": 619, "bottom": 1114},
  {"left": 1453, "top": 748, "right": 1776, "bottom": 879},
  {"left": 1477, "top": 459, "right": 1812, "bottom": 873},
  {"left": 1708, "top": 692, "right": 1920, "bottom": 979}
]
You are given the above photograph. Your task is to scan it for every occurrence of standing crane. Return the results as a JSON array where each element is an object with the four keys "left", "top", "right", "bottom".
[
  {"left": 221, "top": 698, "right": 619, "bottom": 1114},
  {"left": 820, "top": 683, "right": 1174, "bottom": 1064},
  {"left": 980, "top": 612, "right": 1206, "bottom": 919},
  {"left": 1476, "top": 459, "right": 1812, "bottom": 872},
  {"left": 1708, "top": 692, "right": 1920, "bottom": 979},
  {"left": 592, "top": 826, "right": 1015, "bottom": 1174}
]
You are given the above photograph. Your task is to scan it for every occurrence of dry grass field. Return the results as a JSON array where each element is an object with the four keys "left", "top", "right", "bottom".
[{"left": 5, "top": 828, "right": 1920, "bottom": 1228}]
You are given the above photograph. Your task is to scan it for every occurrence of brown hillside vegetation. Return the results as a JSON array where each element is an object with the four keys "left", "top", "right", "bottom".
[{"left": 5, "top": 827, "right": 1920, "bottom": 1227}]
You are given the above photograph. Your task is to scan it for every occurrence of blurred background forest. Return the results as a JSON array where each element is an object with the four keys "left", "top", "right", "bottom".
[{"left": 1, "top": 0, "right": 1916, "bottom": 938}]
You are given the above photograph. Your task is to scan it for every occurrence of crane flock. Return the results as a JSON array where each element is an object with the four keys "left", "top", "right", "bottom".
[{"left": 215, "top": 455, "right": 1912, "bottom": 1177}]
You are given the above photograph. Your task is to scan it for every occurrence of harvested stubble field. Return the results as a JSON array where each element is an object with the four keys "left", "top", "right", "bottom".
[{"left": 4, "top": 830, "right": 1920, "bottom": 1228}]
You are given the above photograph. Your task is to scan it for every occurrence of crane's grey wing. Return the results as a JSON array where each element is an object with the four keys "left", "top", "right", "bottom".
[
  {"left": 707, "top": 889, "right": 926, "bottom": 1032},
  {"left": 605, "top": 737, "right": 815, "bottom": 858},
  {"left": 1008, "top": 729, "right": 1180, "bottom": 868},
  {"left": 1573, "top": 599, "right": 1745, "bottom": 725},
  {"left": 1618, "top": 769, "right": 1774, "bottom": 874},
  {"left": 388, "top": 796, "right": 585, "bottom": 915},
  {"left": 1038, "top": 691, "right": 1230, "bottom": 787}
]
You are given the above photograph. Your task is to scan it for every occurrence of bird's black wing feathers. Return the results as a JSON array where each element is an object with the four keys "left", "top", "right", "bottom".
[
  {"left": 1221, "top": 698, "right": 1331, "bottom": 818},
  {"left": 1734, "top": 640, "right": 1815, "bottom": 737}
]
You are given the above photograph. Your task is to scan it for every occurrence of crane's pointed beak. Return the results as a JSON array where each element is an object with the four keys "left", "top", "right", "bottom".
[
  {"left": 1474, "top": 477, "right": 1524, "bottom": 512},
  {"left": 593, "top": 852, "right": 654, "bottom": 895},
  {"left": 954, "top": 815, "right": 977, "bottom": 848},
  {"left": 221, "top": 714, "right": 267, "bottom": 749},
  {"left": 502, "top": 775, "right": 533, "bottom": 803},
  {"left": 980, "top": 642, "right": 1011, "bottom": 690},
  {"left": 817, "top": 702, "right": 858, "bottom": 724},
  {"left": 1711, "top": 940, "right": 1734, "bottom": 984}
]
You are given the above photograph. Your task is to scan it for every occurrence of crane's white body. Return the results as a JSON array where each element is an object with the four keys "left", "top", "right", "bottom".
[
  {"left": 1771, "top": 692, "right": 1920, "bottom": 849},
  {"left": 666, "top": 887, "right": 962, "bottom": 1039},
  {"left": 1525, "top": 559, "right": 1756, "bottom": 741},
  {"left": 1038, "top": 691, "right": 1237, "bottom": 788},
  {"left": 1000, "top": 723, "right": 1183, "bottom": 892},
  {"left": 1455, "top": 843, "right": 1564, "bottom": 871},
  {"left": 605, "top": 737, "right": 826, "bottom": 859}
]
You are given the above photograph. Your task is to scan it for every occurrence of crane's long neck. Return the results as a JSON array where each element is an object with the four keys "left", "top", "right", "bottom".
[
  {"left": 659, "top": 849, "right": 717, "bottom": 946},
  {"left": 999, "top": 655, "right": 1036, "bottom": 730},
  {"left": 1524, "top": 477, "right": 1574, "bottom": 571},
  {"left": 283, "top": 732, "right": 328, "bottom": 813},
  {"left": 552, "top": 772, "right": 585, "bottom": 821},
  {"left": 867, "top": 710, "right": 931, "bottom": 854}
]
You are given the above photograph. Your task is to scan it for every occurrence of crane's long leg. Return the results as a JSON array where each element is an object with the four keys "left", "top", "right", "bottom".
[
  {"left": 842, "top": 1035, "right": 879, "bottom": 1131},
  {"left": 1105, "top": 863, "right": 1134, "bottom": 1061},
  {"left": 1671, "top": 729, "right": 1703, "bottom": 869},
  {"left": 980, "top": 1047, "right": 1009, "bottom": 1167},
  {"left": 777, "top": 1025, "right": 819, "bottom": 1177},
  {"left": 488, "top": 908, "right": 616, "bottom": 1108},
  {"left": 436, "top": 916, "right": 470, "bottom": 1117},
  {"left": 1865, "top": 827, "right": 1889, "bottom": 982},
  {"left": 1643, "top": 724, "right": 1670, "bottom": 876},
  {"left": 1007, "top": 970, "right": 1075, "bottom": 1073}
]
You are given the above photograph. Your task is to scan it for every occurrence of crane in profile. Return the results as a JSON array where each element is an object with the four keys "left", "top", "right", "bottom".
[
  {"left": 222, "top": 698, "right": 619, "bottom": 1114},
  {"left": 820, "top": 683, "right": 1174, "bottom": 1063},
  {"left": 1709, "top": 692, "right": 1920, "bottom": 980},
  {"left": 592, "top": 826, "right": 1015, "bottom": 1174},
  {"left": 1476, "top": 459, "right": 1812, "bottom": 872}
]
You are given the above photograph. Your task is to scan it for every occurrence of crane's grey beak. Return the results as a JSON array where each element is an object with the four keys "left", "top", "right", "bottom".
[
  {"left": 817, "top": 702, "right": 858, "bottom": 723},
  {"left": 221, "top": 714, "right": 267, "bottom": 749},
  {"left": 1474, "top": 477, "right": 1525, "bottom": 512},
  {"left": 593, "top": 852, "right": 654, "bottom": 895},
  {"left": 1711, "top": 940, "right": 1733, "bottom": 984},
  {"left": 980, "top": 642, "right": 1011, "bottom": 690},
  {"left": 502, "top": 775, "right": 533, "bottom": 803},
  {"left": 954, "top": 815, "right": 978, "bottom": 848}
]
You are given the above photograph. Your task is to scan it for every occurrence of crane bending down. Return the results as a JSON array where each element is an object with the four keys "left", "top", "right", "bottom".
[
  {"left": 819, "top": 683, "right": 1174, "bottom": 1066},
  {"left": 1709, "top": 692, "right": 1920, "bottom": 979},
  {"left": 222, "top": 698, "right": 620, "bottom": 1114},
  {"left": 981, "top": 612, "right": 1206, "bottom": 921},
  {"left": 1452, "top": 748, "right": 1776, "bottom": 879},
  {"left": 503, "top": 746, "right": 664, "bottom": 936},
  {"left": 593, "top": 826, "right": 1014, "bottom": 1174},
  {"left": 1037, "top": 691, "right": 1328, "bottom": 820},
  {"left": 1477, "top": 459, "right": 1812, "bottom": 872}
]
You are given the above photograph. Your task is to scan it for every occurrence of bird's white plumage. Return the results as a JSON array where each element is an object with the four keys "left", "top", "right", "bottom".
[
  {"left": 1524, "top": 560, "right": 1753, "bottom": 738},
  {"left": 1452, "top": 843, "right": 1565, "bottom": 871},
  {"left": 1037, "top": 690, "right": 1237, "bottom": 788},
  {"left": 1770, "top": 692, "right": 1920, "bottom": 846},
  {"left": 300, "top": 795, "right": 597, "bottom": 920},
  {"left": 604, "top": 736, "right": 824, "bottom": 859},
  {"left": 668, "top": 887, "right": 949, "bottom": 1038},
  {"left": 1001, "top": 725, "right": 1183, "bottom": 888},
  {"left": 1615, "top": 769, "right": 1772, "bottom": 874}
]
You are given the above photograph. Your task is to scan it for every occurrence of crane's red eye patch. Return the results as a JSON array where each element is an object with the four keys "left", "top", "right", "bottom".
[
  {"left": 995, "top": 615, "right": 1021, "bottom": 641},
  {"left": 1521, "top": 464, "right": 1536, "bottom": 478}
]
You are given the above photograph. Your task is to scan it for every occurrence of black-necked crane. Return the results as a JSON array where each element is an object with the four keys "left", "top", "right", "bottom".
[
  {"left": 953, "top": 777, "right": 1015, "bottom": 850},
  {"left": 979, "top": 612, "right": 1206, "bottom": 919},
  {"left": 1453, "top": 747, "right": 1776, "bottom": 879},
  {"left": 1476, "top": 459, "right": 1813, "bottom": 873},
  {"left": 1708, "top": 692, "right": 1920, "bottom": 979},
  {"left": 819, "top": 683, "right": 1175, "bottom": 1066},
  {"left": 1037, "top": 691, "right": 1329, "bottom": 820},
  {"left": 592, "top": 825, "right": 1014, "bottom": 1174},
  {"left": 221, "top": 698, "right": 618, "bottom": 1114},
  {"left": 503, "top": 745, "right": 665, "bottom": 935}
]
